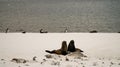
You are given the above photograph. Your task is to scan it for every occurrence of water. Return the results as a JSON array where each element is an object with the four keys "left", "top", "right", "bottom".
[{"left": 0, "top": 0, "right": 120, "bottom": 33}]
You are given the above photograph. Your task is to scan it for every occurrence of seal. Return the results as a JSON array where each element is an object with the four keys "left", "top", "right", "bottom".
[
  {"left": 45, "top": 41, "right": 68, "bottom": 55},
  {"left": 68, "top": 40, "right": 83, "bottom": 52}
]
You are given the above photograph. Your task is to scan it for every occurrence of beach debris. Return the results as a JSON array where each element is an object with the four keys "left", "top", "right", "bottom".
[
  {"left": 3, "top": 62, "right": 6, "bottom": 64},
  {"left": 33, "top": 56, "right": 37, "bottom": 61},
  {"left": 60, "top": 59, "right": 62, "bottom": 61},
  {"left": 41, "top": 59, "right": 47, "bottom": 64},
  {"left": 40, "top": 62, "right": 43, "bottom": 64},
  {"left": 82, "top": 66, "right": 85, "bottom": 67},
  {"left": 24, "top": 64, "right": 29, "bottom": 66},
  {"left": 102, "top": 62, "right": 104, "bottom": 64},
  {"left": 90, "top": 30, "right": 98, "bottom": 33},
  {"left": 81, "top": 62, "right": 83, "bottom": 65},
  {"left": 74, "top": 56, "right": 81, "bottom": 59},
  {"left": 110, "top": 62, "right": 114, "bottom": 65},
  {"left": 93, "top": 62, "right": 98, "bottom": 66},
  {"left": 1, "top": 59, "right": 5, "bottom": 61},
  {"left": 117, "top": 58, "right": 120, "bottom": 60},
  {"left": 118, "top": 63, "right": 120, "bottom": 65},
  {"left": 11, "top": 58, "right": 27, "bottom": 63},
  {"left": 45, "top": 54, "right": 53, "bottom": 59},
  {"left": 43, "top": 59, "right": 46, "bottom": 62},
  {"left": 99, "top": 58, "right": 102, "bottom": 60},
  {"left": 51, "top": 61, "right": 60, "bottom": 66},
  {"left": 65, "top": 57, "right": 69, "bottom": 61}
]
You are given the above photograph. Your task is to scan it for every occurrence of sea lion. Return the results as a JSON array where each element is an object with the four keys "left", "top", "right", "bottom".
[
  {"left": 45, "top": 41, "right": 68, "bottom": 55},
  {"left": 40, "top": 29, "right": 48, "bottom": 33},
  {"left": 5, "top": 28, "right": 9, "bottom": 33},
  {"left": 90, "top": 30, "right": 98, "bottom": 33},
  {"left": 68, "top": 40, "right": 83, "bottom": 52},
  {"left": 68, "top": 40, "right": 76, "bottom": 52}
]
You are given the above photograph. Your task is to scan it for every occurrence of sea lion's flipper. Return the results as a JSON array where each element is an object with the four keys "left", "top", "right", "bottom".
[
  {"left": 75, "top": 48, "right": 84, "bottom": 53},
  {"left": 45, "top": 50, "right": 55, "bottom": 54},
  {"left": 80, "top": 49, "right": 84, "bottom": 52}
]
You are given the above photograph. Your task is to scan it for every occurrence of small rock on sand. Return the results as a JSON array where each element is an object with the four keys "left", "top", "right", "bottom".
[
  {"left": 1, "top": 59, "right": 5, "bottom": 61},
  {"left": 45, "top": 54, "right": 53, "bottom": 59},
  {"left": 11, "top": 58, "right": 27, "bottom": 63}
]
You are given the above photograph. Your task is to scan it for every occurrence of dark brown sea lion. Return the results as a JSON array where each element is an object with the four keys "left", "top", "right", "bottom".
[
  {"left": 68, "top": 40, "right": 83, "bottom": 52},
  {"left": 40, "top": 29, "right": 48, "bottom": 33},
  {"left": 90, "top": 30, "right": 98, "bottom": 33},
  {"left": 45, "top": 41, "right": 68, "bottom": 55}
]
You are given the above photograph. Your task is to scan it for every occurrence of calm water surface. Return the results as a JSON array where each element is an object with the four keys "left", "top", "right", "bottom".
[{"left": 0, "top": 0, "right": 120, "bottom": 32}]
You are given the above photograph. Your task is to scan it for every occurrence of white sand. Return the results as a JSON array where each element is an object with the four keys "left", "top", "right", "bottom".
[
  {"left": 0, "top": 0, "right": 120, "bottom": 32},
  {"left": 0, "top": 33, "right": 120, "bottom": 67}
]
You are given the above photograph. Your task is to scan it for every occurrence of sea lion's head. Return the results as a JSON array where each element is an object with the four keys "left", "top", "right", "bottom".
[
  {"left": 61, "top": 41, "right": 68, "bottom": 55},
  {"left": 61, "top": 41, "right": 67, "bottom": 51},
  {"left": 68, "top": 40, "right": 76, "bottom": 52}
]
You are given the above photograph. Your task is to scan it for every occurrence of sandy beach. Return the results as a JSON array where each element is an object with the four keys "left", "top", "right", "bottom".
[{"left": 0, "top": 33, "right": 120, "bottom": 67}]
